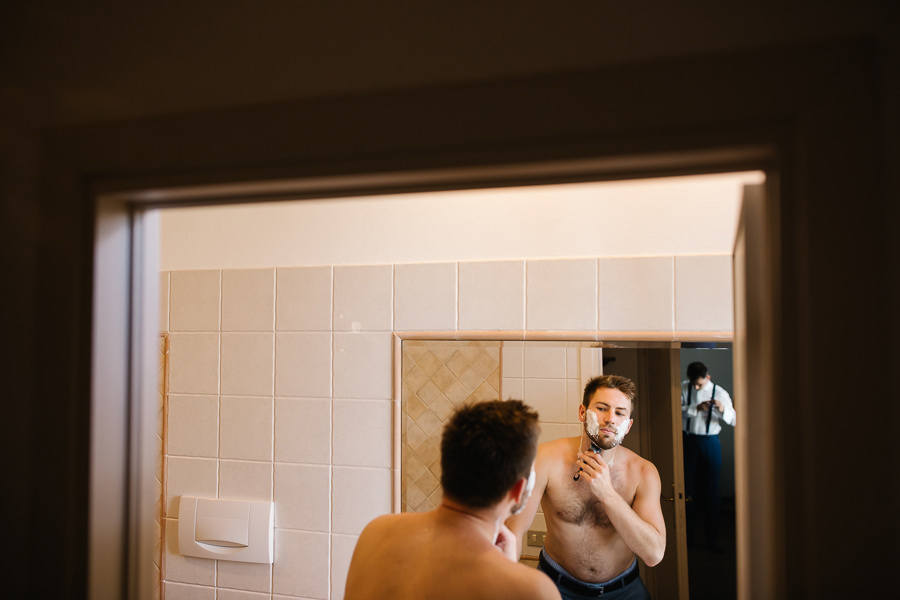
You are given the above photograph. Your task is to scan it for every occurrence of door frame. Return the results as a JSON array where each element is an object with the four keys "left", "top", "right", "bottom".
[{"left": 37, "top": 39, "right": 866, "bottom": 597}]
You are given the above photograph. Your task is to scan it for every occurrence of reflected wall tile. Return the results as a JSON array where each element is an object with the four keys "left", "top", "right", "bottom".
[
  {"left": 163, "top": 581, "right": 216, "bottom": 600},
  {"left": 273, "top": 463, "right": 330, "bottom": 531},
  {"left": 165, "top": 456, "right": 217, "bottom": 518},
  {"left": 458, "top": 260, "right": 525, "bottom": 330},
  {"left": 219, "top": 460, "right": 273, "bottom": 501},
  {"left": 334, "top": 264, "right": 393, "bottom": 331},
  {"left": 523, "top": 378, "right": 568, "bottom": 423},
  {"left": 394, "top": 262, "right": 456, "bottom": 331},
  {"left": 275, "top": 266, "right": 332, "bottom": 331},
  {"left": 332, "top": 534, "right": 359, "bottom": 600},
  {"left": 160, "top": 271, "right": 170, "bottom": 332},
  {"left": 217, "top": 589, "right": 270, "bottom": 600},
  {"left": 217, "top": 561, "right": 272, "bottom": 594},
  {"left": 539, "top": 422, "right": 569, "bottom": 446},
  {"left": 598, "top": 257, "right": 674, "bottom": 331},
  {"left": 502, "top": 342, "right": 524, "bottom": 377},
  {"left": 526, "top": 259, "right": 598, "bottom": 331},
  {"left": 333, "top": 399, "right": 392, "bottom": 467},
  {"left": 502, "top": 378, "right": 524, "bottom": 401},
  {"left": 170, "top": 270, "right": 220, "bottom": 332},
  {"left": 167, "top": 395, "right": 218, "bottom": 458},
  {"left": 567, "top": 379, "right": 582, "bottom": 423},
  {"left": 222, "top": 268, "right": 275, "bottom": 331},
  {"left": 333, "top": 332, "right": 392, "bottom": 399},
  {"left": 272, "top": 530, "right": 330, "bottom": 599},
  {"left": 275, "top": 332, "right": 332, "bottom": 397},
  {"left": 332, "top": 467, "right": 391, "bottom": 535},
  {"left": 221, "top": 333, "right": 274, "bottom": 396},
  {"left": 523, "top": 345, "right": 567, "bottom": 379},
  {"left": 275, "top": 397, "right": 331, "bottom": 464},
  {"left": 164, "top": 518, "right": 216, "bottom": 585},
  {"left": 220, "top": 396, "right": 274, "bottom": 461},
  {"left": 675, "top": 255, "right": 734, "bottom": 331},
  {"left": 168, "top": 333, "right": 219, "bottom": 395}
]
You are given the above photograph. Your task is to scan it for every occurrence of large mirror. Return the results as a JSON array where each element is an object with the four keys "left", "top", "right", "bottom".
[{"left": 400, "top": 338, "right": 735, "bottom": 600}]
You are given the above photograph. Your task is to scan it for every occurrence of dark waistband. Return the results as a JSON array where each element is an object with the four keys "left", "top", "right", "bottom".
[
  {"left": 538, "top": 550, "right": 640, "bottom": 597},
  {"left": 683, "top": 431, "right": 718, "bottom": 437}
]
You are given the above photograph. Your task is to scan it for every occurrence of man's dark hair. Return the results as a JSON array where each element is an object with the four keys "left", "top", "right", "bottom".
[
  {"left": 582, "top": 375, "right": 637, "bottom": 415},
  {"left": 440, "top": 399, "right": 540, "bottom": 509},
  {"left": 686, "top": 361, "right": 709, "bottom": 384}
]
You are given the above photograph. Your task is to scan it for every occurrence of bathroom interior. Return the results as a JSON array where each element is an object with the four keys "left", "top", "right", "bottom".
[{"left": 154, "top": 171, "right": 759, "bottom": 600}]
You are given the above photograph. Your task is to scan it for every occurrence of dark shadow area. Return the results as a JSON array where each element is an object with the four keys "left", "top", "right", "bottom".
[{"left": 686, "top": 497, "right": 737, "bottom": 599}]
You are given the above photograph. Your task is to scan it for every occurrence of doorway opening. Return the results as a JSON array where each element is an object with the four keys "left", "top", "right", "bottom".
[{"left": 91, "top": 158, "right": 774, "bottom": 600}]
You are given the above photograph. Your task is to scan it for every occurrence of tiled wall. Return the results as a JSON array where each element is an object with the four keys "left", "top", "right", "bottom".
[
  {"left": 400, "top": 340, "right": 502, "bottom": 513},
  {"left": 157, "top": 255, "right": 732, "bottom": 600}
]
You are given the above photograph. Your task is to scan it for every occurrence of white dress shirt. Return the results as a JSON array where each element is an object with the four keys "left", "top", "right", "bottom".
[{"left": 681, "top": 379, "right": 736, "bottom": 436}]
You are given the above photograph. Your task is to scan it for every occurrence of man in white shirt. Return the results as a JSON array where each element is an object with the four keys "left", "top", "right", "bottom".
[{"left": 682, "top": 361, "right": 736, "bottom": 552}]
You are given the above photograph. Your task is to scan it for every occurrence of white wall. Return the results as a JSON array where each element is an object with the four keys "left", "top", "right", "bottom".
[{"left": 160, "top": 172, "right": 763, "bottom": 270}]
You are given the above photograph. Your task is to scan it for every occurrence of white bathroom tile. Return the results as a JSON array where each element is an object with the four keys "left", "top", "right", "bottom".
[
  {"left": 526, "top": 259, "right": 598, "bottom": 331},
  {"left": 275, "top": 397, "right": 331, "bottom": 464},
  {"left": 168, "top": 333, "right": 219, "bottom": 395},
  {"left": 332, "top": 467, "right": 392, "bottom": 535},
  {"left": 274, "top": 463, "right": 330, "bottom": 531},
  {"left": 333, "top": 399, "right": 392, "bottom": 468},
  {"left": 275, "top": 332, "right": 332, "bottom": 397},
  {"left": 222, "top": 268, "right": 275, "bottom": 331},
  {"left": 502, "top": 377, "right": 524, "bottom": 401},
  {"left": 675, "top": 255, "right": 734, "bottom": 331},
  {"left": 272, "top": 529, "right": 330, "bottom": 599},
  {"left": 334, "top": 265, "right": 393, "bottom": 331},
  {"left": 538, "top": 422, "right": 570, "bottom": 446},
  {"left": 219, "top": 460, "right": 272, "bottom": 501},
  {"left": 221, "top": 333, "right": 274, "bottom": 396},
  {"left": 331, "top": 534, "right": 359, "bottom": 600},
  {"left": 167, "top": 395, "right": 218, "bottom": 458},
  {"left": 501, "top": 342, "right": 524, "bottom": 377},
  {"left": 598, "top": 257, "right": 674, "bottom": 331},
  {"left": 216, "top": 589, "right": 270, "bottom": 600},
  {"left": 333, "top": 332, "right": 392, "bottom": 399},
  {"left": 394, "top": 262, "right": 457, "bottom": 331},
  {"left": 164, "top": 581, "right": 216, "bottom": 600},
  {"left": 458, "top": 260, "right": 525, "bottom": 330},
  {"left": 169, "top": 270, "right": 220, "bottom": 332},
  {"left": 566, "top": 346, "right": 579, "bottom": 378},
  {"left": 567, "top": 378, "right": 583, "bottom": 424},
  {"left": 165, "top": 457, "right": 217, "bottom": 518},
  {"left": 523, "top": 344, "right": 567, "bottom": 379},
  {"left": 276, "top": 266, "right": 332, "bottom": 331},
  {"left": 164, "top": 518, "right": 216, "bottom": 586},
  {"left": 160, "top": 271, "right": 170, "bottom": 332},
  {"left": 523, "top": 378, "right": 568, "bottom": 423},
  {"left": 217, "top": 560, "right": 272, "bottom": 594},
  {"left": 220, "top": 396, "right": 274, "bottom": 461}
]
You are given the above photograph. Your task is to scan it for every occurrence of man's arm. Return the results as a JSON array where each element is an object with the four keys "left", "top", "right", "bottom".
[
  {"left": 506, "top": 444, "right": 551, "bottom": 557},
  {"left": 576, "top": 452, "right": 667, "bottom": 566}
]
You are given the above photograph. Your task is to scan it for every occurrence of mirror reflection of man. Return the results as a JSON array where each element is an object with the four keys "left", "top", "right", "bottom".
[
  {"left": 507, "top": 375, "right": 665, "bottom": 600},
  {"left": 344, "top": 399, "right": 562, "bottom": 600},
  {"left": 681, "top": 361, "right": 736, "bottom": 552}
]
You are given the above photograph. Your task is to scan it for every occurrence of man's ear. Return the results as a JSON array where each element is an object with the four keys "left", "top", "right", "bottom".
[
  {"left": 509, "top": 476, "right": 528, "bottom": 504},
  {"left": 578, "top": 404, "right": 586, "bottom": 422}
]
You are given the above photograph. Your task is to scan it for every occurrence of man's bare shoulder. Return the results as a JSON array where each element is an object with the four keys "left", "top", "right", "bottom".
[
  {"left": 618, "top": 446, "right": 662, "bottom": 483},
  {"left": 538, "top": 436, "right": 578, "bottom": 462},
  {"left": 481, "top": 556, "right": 561, "bottom": 600}
]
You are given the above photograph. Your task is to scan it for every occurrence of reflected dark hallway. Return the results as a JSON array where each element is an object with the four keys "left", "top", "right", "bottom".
[{"left": 686, "top": 497, "right": 736, "bottom": 599}]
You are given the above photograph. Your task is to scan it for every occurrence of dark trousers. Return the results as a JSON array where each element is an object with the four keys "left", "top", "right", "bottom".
[{"left": 683, "top": 432, "right": 722, "bottom": 548}]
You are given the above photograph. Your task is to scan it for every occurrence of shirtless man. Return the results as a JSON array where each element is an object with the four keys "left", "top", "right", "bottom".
[
  {"left": 507, "top": 375, "right": 666, "bottom": 599},
  {"left": 344, "top": 399, "right": 561, "bottom": 600}
]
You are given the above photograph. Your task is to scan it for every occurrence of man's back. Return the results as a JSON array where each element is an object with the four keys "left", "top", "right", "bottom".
[{"left": 345, "top": 510, "right": 560, "bottom": 600}]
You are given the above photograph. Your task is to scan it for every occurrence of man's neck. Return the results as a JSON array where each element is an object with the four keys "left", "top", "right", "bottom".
[{"left": 438, "top": 499, "right": 504, "bottom": 542}]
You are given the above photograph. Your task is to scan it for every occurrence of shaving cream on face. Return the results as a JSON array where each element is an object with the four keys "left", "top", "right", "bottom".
[
  {"left": 586, "top": 410, "right": 601, "bottom": 437},
  {"left": 614, "top": 421, "right": 630, "bottom": 445}
]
